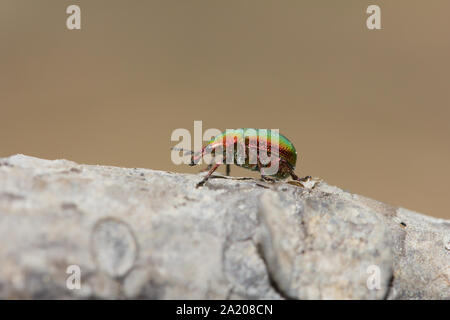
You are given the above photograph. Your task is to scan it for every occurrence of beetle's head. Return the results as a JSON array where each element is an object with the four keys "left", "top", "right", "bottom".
[
  {"left": 172, "top": 145, "right": 212, "bottom": 166},
  {"left": 190, "top": 147, "right": 207, "bottom": 166}
]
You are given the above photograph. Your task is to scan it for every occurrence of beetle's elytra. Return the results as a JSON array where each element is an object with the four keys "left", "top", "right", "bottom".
[{"left": 173, "top": 128, "right": 311, "bottom": 187}]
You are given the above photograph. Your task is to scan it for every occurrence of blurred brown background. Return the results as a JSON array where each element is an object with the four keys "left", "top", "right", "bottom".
[{"left": 1, "top": 1, "right": 449, "bottom": 218}]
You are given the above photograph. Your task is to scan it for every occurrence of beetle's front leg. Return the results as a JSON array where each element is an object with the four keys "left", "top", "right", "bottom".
[
  {"left": 196, "top": 163, "right": 221, "bottom": 188},
  {"left": 200, "top": 162, "right": 230, "bottom": 177},
  {"left": 199, "top": 164, "right": 213, "bottom": 173}
]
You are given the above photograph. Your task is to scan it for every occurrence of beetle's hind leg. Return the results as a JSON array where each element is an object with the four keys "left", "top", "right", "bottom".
[
  {"left": 291, "top": 173, "right": 311, "bottom": 182},
  {"left": 260, "top": 175, "right": 276, "bottom": 183},
  {"left": 280, "top": 159, "right": 311, "bottom": 183}
]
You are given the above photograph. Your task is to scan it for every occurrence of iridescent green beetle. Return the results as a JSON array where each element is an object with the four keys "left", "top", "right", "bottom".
[{"left": 173, "top": 128, "right": 310, "bottom": 187}]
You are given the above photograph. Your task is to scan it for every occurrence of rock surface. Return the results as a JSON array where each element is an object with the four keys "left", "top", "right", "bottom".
[{"left": 0, "top": 154, "right": 448, "bottom": 299}]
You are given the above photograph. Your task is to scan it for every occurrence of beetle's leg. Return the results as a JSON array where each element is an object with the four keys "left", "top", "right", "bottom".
[
  {"left": 196, "top": 163, "right": 220, "bottom": 188},
  {"left": 291, "top": 172, "right": 311, "bottom": 182},
  {"left": 257, "top": 158, "right": 276, "bottom": 183},
  {"left": 200, "top": 163, "right": 229, "bottom": 175},
  {"left": 219, "top": 137, "right": 236, "bottom": 176},
  {"left": 199, "top": 164, "right": 213, "bottom": 173},
  {"left": 261, "top": 175, "right": 276, "bottom": 182},
  {"left": 280, "top": 158, "right": 311, "bottom": 182},
  {"left": 197, "top": 137, "right": 234, "bottom": 185}
]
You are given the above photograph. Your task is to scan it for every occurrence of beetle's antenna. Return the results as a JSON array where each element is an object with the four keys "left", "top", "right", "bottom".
[
  {"left": 171, "top": 147, "right": 203, "bottom": 166},
  {"left": 171, "top": 147, "right": 194, "bottom": 156}
]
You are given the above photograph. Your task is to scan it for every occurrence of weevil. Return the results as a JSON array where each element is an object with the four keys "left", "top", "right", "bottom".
[{"left": 173, "top": 128, "right": 311, "bottom": 188}]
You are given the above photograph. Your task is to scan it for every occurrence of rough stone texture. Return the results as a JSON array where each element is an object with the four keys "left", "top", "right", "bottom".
[{"left": 0, "top": 154, "right": 448, "bottom": 299}]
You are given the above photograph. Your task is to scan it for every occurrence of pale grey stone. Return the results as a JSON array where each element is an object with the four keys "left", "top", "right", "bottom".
[{"left": 0, "top": 154, "right": 448, "bottom": 299}]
